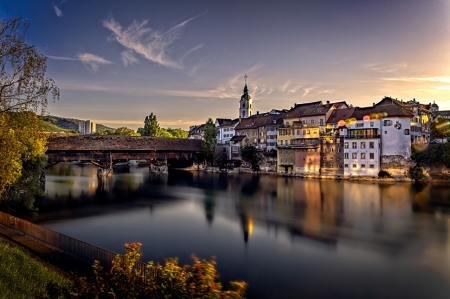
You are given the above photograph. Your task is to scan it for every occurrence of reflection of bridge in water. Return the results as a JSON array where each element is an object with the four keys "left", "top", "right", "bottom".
[{"left": 46, "top": 135, "right": 203, "bottom": 175}]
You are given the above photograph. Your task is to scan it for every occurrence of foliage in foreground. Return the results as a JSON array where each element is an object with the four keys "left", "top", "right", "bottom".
[
  {"left": 0, "top": 240, "right": 70, "bottom": 299},
  {"left": 38, "top": 243, "right": 247, "bottom": 299}
]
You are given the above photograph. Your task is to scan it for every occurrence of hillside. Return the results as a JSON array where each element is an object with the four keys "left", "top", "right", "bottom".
[{"left": 42, "top": 115, "right": 114, "bottom": 133}]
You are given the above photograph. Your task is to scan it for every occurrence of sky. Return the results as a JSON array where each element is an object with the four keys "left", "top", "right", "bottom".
[{"left": 1, "top": 0, "right": 450, "bottom": 130}]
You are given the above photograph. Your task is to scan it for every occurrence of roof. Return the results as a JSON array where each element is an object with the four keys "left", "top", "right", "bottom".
[
  {"left": 189, "top": 124, "right": 205, "bottom": 135},
  {"left": 326, "top": 108, "right": 356, "bottom": 123},
  {"left": 283, "top": 101, "right": 322, "bottom": 119},
  {"left": 230, "top": 135, "right": 246, "bottom": 141},
  {"left": 301, "top": 105, "right": 332, "bottom": 117},
  {"left": 235, "top": 114, "right": 284, "bottom": 130},
  {"left": 218, "top": 118, "right": 239, "bottom": 128},
  {"left": 215, "top": 118, "right": 232, "bottom": 126},
  {"left": 47, "top": 135, "right": 202, "bottom": 152},
  {"left": 351, "top": 97, "right": 414, "bottom": 120}
]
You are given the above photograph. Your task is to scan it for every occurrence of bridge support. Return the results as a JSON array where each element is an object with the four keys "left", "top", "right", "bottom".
[{"left": 91, "top": 161, "right": 113, "bottom": 177}]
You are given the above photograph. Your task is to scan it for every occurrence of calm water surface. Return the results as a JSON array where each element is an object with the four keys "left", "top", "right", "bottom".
[{"left": 34, "top": 163, "right": 450, "bottom": 299}]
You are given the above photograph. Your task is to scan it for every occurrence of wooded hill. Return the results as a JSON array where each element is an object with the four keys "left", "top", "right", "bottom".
[{"left": 40, "top": 115, "right": 114, "bottom": 133}]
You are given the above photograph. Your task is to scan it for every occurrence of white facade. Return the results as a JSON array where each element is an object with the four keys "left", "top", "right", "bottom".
[
  {"left": 380, "top": 117, "right": 411, "bottom": 158},
  {"left": 78, "top": 120, "right": 96, "bottom": 134},
  {"left": 343, "top": 138, "right": 381, "bottom": 177},
  {"left": 217, "top": 123, "right": 238, "bottom": 145}
]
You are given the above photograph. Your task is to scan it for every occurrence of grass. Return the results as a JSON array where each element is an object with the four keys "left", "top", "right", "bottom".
[{"left": 0, "top": 240, "right": 70, "bottom": 299}]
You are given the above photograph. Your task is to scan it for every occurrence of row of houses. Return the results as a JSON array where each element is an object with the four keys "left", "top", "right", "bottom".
[{"left": 189, "top": 83, "right": 444, "bottom": 177}]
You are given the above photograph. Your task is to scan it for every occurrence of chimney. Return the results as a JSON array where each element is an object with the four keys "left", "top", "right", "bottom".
[
  {"left": 326, "top": 100, "right": 330, "bottom": 105},
  {"left": 257, "top": 111, "right": 259, "bottom": 115},
  {"left": 373, "top": 103, "right": 375, "bottom": 106}
]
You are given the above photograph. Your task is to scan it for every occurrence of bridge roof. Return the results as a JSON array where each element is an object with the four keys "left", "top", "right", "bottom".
[{"left": 47, "top": 135, "right": 202, "bottom": 152}]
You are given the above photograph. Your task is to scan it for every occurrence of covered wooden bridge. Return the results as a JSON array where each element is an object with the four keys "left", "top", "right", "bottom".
[{"left": 46, "top": 135, "right": 203, "bottom": 174}]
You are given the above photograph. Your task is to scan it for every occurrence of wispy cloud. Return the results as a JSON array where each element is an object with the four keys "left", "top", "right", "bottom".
[
  {"left": 302, "top": 86, "right": 316, "bottom": 97},
  {"left": 121, "top": 50, "right": 138, "bottom": 67},
  {"left": 47, "top": 53, "right": 113, "bottom": 72},
  {"left": 102, "top": 13, "right": 204, "bottom": 69},
  {"left": 318, "top": 89, "right": 335, "bottom": 94},
  {"left": 53, "top": 5, "right": 63, "bottom": 17},
  {"left": 382, "top": 76, "right": 450, "bottom": 83},
  {"left": 77, "top": 53, "right": 113, "bottom": 72},
  {"left": 179, "top": 44, "right": 205, "bottom": 63},
  {"left": 188, "top": 60, "right": 209, "bottom": 76},
  {"left": 362, "top": 62, "right": 408, "bottom": 73}
]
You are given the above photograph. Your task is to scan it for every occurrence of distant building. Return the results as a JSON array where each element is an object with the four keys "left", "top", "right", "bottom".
[
  {"left": 188, "top": 124, "right": 205, "bottom": 139},
  {"left": 78, "top": 120, "right": 96, "bottom": 134}
]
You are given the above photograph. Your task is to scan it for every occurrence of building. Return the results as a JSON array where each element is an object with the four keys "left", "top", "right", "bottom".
[
  {"left": 188, "top": 124, "right": 205, "bottom": 139},
  {"left": 239, "top": 83, "right": 253, "bottom": 118},
  {"left": 78, "top": 120, "right": 96, "bottom": 134}
]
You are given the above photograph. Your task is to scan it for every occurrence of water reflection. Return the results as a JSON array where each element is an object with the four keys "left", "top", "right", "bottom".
[{"left": 36, "top": 163, "right": 450, "bottom": 299}]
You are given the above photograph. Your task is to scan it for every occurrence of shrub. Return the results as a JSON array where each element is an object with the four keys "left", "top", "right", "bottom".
[
  {"left": 378, "top": 170, "right": 393, "bottom": 178},
  {"left": 38, "top": 243, "right": 247, "bottom": 299}
]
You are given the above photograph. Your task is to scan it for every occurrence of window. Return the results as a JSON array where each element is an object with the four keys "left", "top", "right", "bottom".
[
  {"left": 352, "top": 142, "right": 357, "bottom": 149},
  {"left": 280, "top": 158, "right": 283, "bottom": 163},
  {"left": 281, "top": 140, "right": 283, "bottom": 145},
  {"left": 404, "top": 129, "right": 410, "bottom": 135},
  {"left": 303, "top": 130, "right": 306, "bottom": 135},
  {"left": 361, "top": 142, "right": 366, "bottom": 149},
  {"left": 309, "top": 158, "right": 311, "bottom": 162},
  {"left": 344, "top": 142, "right": 349, "bottom": 149},
  {"left": 314, "top": 130, "right": 318, "bottom": 134},
  {"left": 323, "top": 148, "right": 327, "bottom": 153},
  {"left": 319, "top": 119, "right": 324, "bottom": 126},
  {"left": 311, "top": 119, "right": 315, "bottom": 125},
  {"left": 323, "top": 139, "right": 327, "bottom": 144},
  {"left": 356, "top": 123, "right": 364, "bottom": 128},
  {"left": 385, "top": 131, "right": 387, "bottom": 134},
  {"left": 297, "top": 130, "right": 300, "bottom": 135},
  {"left": 330, "top": 147, "right": 334, "bottom": 153},
  {"left": 345, "top": 164, "right": 349, "bottom": 168},
  {"left": 323, "top": 157, "right": 326, "bottom": 160},
  {"left": 344, "top": 153, "right": 349, "bottom": 159},
  {"left": 369, "top": 153, "right": 374, "bottom": 159},
  {"left": 369, "top": 142, "right": 374, "bottom": 148},
  {"left": 306, "top": 130, "right": 310, "bottom": 134},
  {"left": 369, "top": 164, "right": 374, "bottom": 168},
  {"left": 361, "top": 153, "right": 366, "bottom": 159},
  {"left": 361, "top": 164, "right": 366, "bottom": 168},
  {"left": 352, "top": 164, "right": 357, "bottom": 168},
  {"left": 370, "top": 122, "right": 374, "bottom": 127},
  {"left": 337, "top": 148, "right": 340, "bottom": 153},
  {"left": 330, "top": 157, "right": 334, "bottom": 160},
  {"left": 302, "top": 120, "right": 307, "bottom": 124},
  {"left": 383, "top": 120, "right": 392, "bottom": 126},
  {"left": 352, "top": 153, "right": 357, "bottom": 159},
  {"left": 337, "top": 138, "right": 340, "bottom": 143}
]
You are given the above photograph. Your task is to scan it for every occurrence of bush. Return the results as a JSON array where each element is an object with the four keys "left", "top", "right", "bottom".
[
  {"left": 378, "top": 170, "right": 393, "bottom": 178},
  {"left": 38, "top": 243, "right": 247, "bottom": 299}
]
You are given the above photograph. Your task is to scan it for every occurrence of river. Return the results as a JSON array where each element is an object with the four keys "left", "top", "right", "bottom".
[{"left": 32, "top": 163, "right": 450, "bottom": 299}]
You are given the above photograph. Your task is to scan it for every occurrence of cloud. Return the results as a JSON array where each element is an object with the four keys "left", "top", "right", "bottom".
[
  {"left": 302, "top": 86, "right": 316, "bottom": 97},
  {"left": 102, "top": 14, "right": 202, "bottom": 69},
  {"left": 179, "top": 44, "right": 205, "bottom": 63},
  {"left": 382, "top": 76, "right": 450, "bottom": 83},
  {"left": 53, "top": 5, "right": 63, "bottom": 17},
  {"left": 121, "top": 50, "right": 139, "bottom": 67},
  {"left": 47, "top": 55, "right": 78, "bottom": 61},
  {"left": 76, "top": 53, "right": 113, "bottom": 72},
  {"left": 318, "top": 89, "right": 335, "bottom": 94},
  {"left": 189, "top": 60, "right": 210, "bottom": 76},
  {"left": 362, "top": 62, "right": 408, "bottom": 73}
]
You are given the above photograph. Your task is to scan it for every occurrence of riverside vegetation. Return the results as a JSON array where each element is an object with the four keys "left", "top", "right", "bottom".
[{"left": 37, "top": 243, "right": 247, "bottom": 299}]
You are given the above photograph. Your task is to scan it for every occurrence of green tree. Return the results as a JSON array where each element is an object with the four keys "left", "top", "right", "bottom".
[
  {"left": 38, "top": 243, "right": 247, "bottom": 299},
  {"left": 140, "top": 113, "right": 160, "bottom": 136},
  {"left": 167, "top": 127, "right": 189, "bottom": 138},
  {"left": 240, "top": 145, "right": 261, "bottom": 172},
  {"left": 201, "top": 119, "right": 217, "bottom": 165},
  {"left": 0, "top": 18, "right": 57, "bottom": 208},
  {"left": 114, "top": 127, "right": 140, "bottom": 136}
]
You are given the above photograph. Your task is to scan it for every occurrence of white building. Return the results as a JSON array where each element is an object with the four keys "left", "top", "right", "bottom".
[{"left": 79, "top": 120, "right": 96, "bottom": 134}]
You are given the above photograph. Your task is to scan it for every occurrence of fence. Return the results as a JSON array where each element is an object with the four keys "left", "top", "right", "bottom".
[{"left": 0, "top": 210, "right": 150, "bottom": 276}]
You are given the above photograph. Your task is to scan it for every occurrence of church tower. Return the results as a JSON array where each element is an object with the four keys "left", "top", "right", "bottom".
[{"left": 239, "top": 75, "right": 253, "bottom": 118}]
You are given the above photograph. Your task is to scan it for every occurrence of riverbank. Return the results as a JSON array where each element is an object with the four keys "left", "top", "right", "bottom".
[{"left": 0, "top": 235, "right": 71, "bottom": 298}]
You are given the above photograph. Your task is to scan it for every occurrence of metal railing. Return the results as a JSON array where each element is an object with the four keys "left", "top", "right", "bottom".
[{"left": 0, "top": 211, "right": 149, "bottom": 275}]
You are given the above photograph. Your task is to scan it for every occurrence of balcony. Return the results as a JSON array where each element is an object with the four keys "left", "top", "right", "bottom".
[
  {"left": 290, "top": 141, "right": 319, "bottom": 148},
  {"left": 344, "top": 135, "right": 380, "bottom": 139}
]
